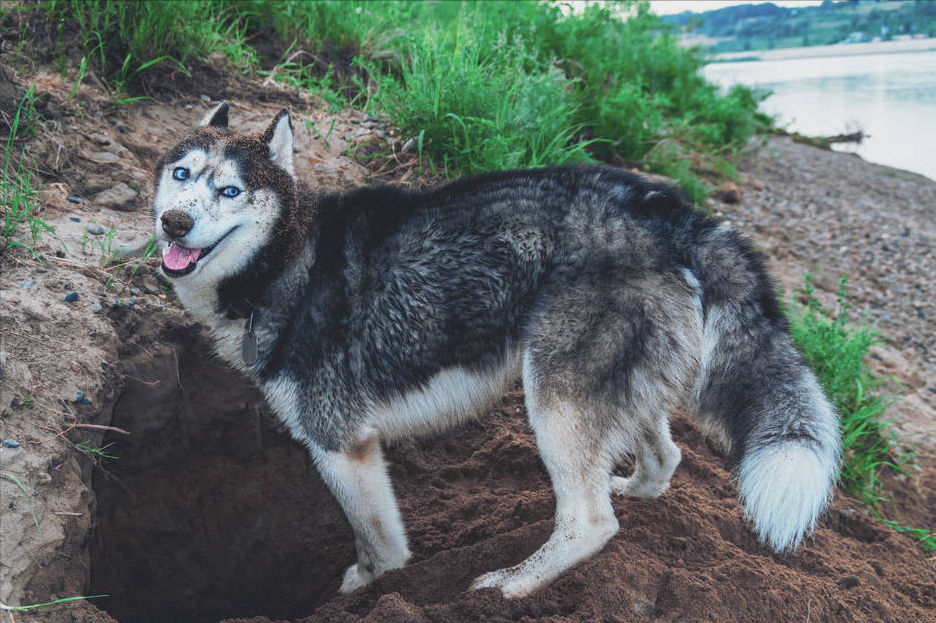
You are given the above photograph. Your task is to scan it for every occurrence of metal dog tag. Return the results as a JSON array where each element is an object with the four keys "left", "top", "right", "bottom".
[{"left": 242, "top": 311, "right": 259, "bottom": 366}]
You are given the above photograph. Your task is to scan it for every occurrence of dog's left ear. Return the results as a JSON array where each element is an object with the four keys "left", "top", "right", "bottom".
[
  {"left": 199, "top": 101, "right": 229, "bottom": 129},
  {"left": 263, "top": 109, "right": 295, "bottom": 179}
]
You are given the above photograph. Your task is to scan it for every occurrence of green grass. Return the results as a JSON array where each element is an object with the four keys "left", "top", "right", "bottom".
[
  {"left": 43, "top": 0, "right": 255, "bottom": 93},
  {"left": 0, "top": 594, "right": 108, "bottom": 614},
  {"left": 1, "top": 84, "right": 64, "bottom": 260},
  {"left": 76, "top": 439, "right": 119, "bottom": 461},
  {"left": 33, "top": 0, "right": 769, "bottom": 198},
  {"left": 2, "top": 473, "right": 42, "bottom": 534},
  {"left": 785, "top": 274, "right": 934, "bottom": 549}
]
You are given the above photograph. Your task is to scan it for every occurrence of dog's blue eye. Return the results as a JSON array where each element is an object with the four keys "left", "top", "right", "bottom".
[
  {"left": 221, "top": 186, "right": 241, "bottom": 198},
  {"left": 172, "top": 167, "right": 189, "bottom": 181}
]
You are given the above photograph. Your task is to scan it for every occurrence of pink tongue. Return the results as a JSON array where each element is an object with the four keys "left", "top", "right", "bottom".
[{"left": 163, "top": 243, "right": 201, "bottom": 270}]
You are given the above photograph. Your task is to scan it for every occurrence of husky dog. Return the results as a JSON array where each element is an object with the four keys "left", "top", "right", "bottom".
[{"left": 153, "top": 103, "right": 840, "bottom": 598}]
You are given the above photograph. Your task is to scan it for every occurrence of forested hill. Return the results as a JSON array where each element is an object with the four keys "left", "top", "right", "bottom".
[{"left": 661, "top": 0, "right": 936, "bottom": 53}]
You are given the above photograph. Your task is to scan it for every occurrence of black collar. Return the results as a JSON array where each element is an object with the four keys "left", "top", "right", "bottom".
[{"left": 225, "top": 297, "right": 255, "bottom": 320}]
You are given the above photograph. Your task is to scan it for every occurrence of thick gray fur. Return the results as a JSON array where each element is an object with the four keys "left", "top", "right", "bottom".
[{"left": 153, "top": 104, "right": 841, "bottom": 598}]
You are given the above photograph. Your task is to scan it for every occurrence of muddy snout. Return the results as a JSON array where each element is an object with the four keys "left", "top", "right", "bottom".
[{"left": 161, "top": 210, "right": 195, "bottom": 238}]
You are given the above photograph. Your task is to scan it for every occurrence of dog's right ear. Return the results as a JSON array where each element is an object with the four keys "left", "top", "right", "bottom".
[{"left": 199, "top": 101, "right": 229, "bottom": 129}]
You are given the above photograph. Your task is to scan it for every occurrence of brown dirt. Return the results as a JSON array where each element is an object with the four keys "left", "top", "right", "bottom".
[{"left": 1, "top": 17, "right": 934, "bottom": 623}]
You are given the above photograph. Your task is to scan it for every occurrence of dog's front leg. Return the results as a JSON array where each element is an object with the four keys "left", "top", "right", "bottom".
[{"left": 311, "top": 435, "right": 411, "bottom": 593}]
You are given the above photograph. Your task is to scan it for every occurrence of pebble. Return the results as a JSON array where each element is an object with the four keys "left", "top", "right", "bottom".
[
  {"left": 131, "top": 287, "right": 141, "bottom": 295},
  {"left": 117, "top": 125, "right": 127, "bottom": 134},
  {"left": 96, "top": 291, "right": 106, "bottom": 297},
  {"left": 91, "top": 303, "right": 103, "bottom": 313},
  {"left": 69, "top": 216, "right": 81, "bottom": 222},
  {"left": 66, "top": 194, "right": 82, "bottom": 204},
  {"left": 74, "top": 390, "right": 92, "bottom": 405},
  {"left": 19, "top": 278, "right": 33, "bottom": 288},
  {"left": 106, "top": 117, "right": 115, "bottom": 126},
  {"left": 128, "top": 297, "right": 136, "bottom": 306},
  {"left": 837, "top": 576, "right": 860, "bottom": 589},
  {"left": 64, "top": 291, "right": 79, "bottom": 303},
  {"left": 112, "top": 298, "right": 121, "bottom": 308},
  {"left": 87, "top": 225, "right": 106, "bottom": 236},
  {"left": 2, "top": 440, "right": 21, "bottom": 448}
]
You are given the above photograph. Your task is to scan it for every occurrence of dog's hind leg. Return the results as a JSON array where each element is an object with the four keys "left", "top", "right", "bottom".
[
  {"left": 472, "top": 372, "right": 619, "bottom": 598},
  {"left": 610, "top": 416, "right": 681, "bottom": 499},
  {"left": 311, "top": 434, "right": 411, "bottom": 593},
  {"left": 472, "top": 272, "right": 701, "bottom": 597}
]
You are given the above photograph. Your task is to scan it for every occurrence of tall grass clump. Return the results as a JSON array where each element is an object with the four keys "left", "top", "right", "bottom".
[
  {"left": 43, "top": 0, "right": 255, "bottom": 92},
  {"left": 240, "top": 0, "right": 769, "bottom": 195},
  {"left": 2, "top": 85, "right": 45, "bottom": 259},
  {"left": 785, "top": 276, "right": 893, "bottom": 504},
  {"left": 363, "top": 24, "right": 594, "bottom": 174},
  {"left": 786, "top": 275, "right": 934, "bottom": 548}
]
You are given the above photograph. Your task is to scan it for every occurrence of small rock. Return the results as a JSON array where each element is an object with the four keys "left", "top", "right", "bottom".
[
  {"left": 142, "top": 274, "right": 160, "bottom": 294},
  {"left": 400, "top": 138, "right": 415, "bottom": 153},
  {"left": 746, "top": 177, "right": 766, "bottom": 191},
  {"left": 106, "top": 117, "right": 116, "bottom": 126},
  {"left": 95, "top": 291, "right": 106, "bottom": 297},
  {"left": 158, "top": 293, "right": 167, "bottom": 300},
  {"left": 837, "top": 576, "right": 860, "bottom": 589},
  {"left": 74, "top": 390, "right": 92, "bottom": 405},
  {"left": 93, "top": 182, "right": 139, "bottom": 212},
  {"left": 67, "top": 194, "right": 83, "bottom": 204},
  {"left": 200, "top": 94, "right": 211, "bottom": 102},
  {"left": 315, "top": 163, "right": 332, "bottom": 172},
  {"left": 131, "top": 287, "right": 141, "bottom": 295},
  {"left": 87, "top": 225, "right": 106, "bottom": 236},
  {"left": 55, "top": 249, "right": 66, "bottom": 258},
  {"left": 112, "top": 298, "right": 121, "bottom": 308},
  {"left": 87, "top": 151, "right": 121, "bottom": 165},
  {"left": 64, "top": 291, "right": 79, "bottom": 303},
  {"left": 712, "top": 181, "right": 743, "bottom": 204},
  {"left": 91, "top": 303, "right": 103, "bottom": 313},
  {"left": 69, "top": 216, "right": 81, "bottom": 222},
  {"left": 19, "top": 279, "right": 33, "bottom": 288},
  {"left": 918, "top": 310, "right": 926, "bottom": 319},
  {"left": 117, "top": 125, "right": 127, "bottom": 134},
  {"left": 128, "top": 297, "right": 136, "bottom": 306},
  {"left": 3, "top": 440, "right": 21, "bottom": 448}
]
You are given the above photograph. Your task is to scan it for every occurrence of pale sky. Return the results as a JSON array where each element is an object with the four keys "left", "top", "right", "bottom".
[{"left": 649, "top": 1, "right": 826, "bottom": 16}]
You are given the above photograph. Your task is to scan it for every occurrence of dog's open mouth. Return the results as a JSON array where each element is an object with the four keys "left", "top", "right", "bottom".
[{"left": 161, "top": 228, "right": 234, "bottom": 278}]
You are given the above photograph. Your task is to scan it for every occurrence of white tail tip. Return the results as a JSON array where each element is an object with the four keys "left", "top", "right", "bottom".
[{"left": 738, "top": 444, "right": 835, "bottom": 552}]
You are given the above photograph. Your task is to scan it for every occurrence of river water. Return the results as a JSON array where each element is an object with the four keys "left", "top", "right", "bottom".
[{"left": 703, "top": 49, "right": 936, "bottom": 181}]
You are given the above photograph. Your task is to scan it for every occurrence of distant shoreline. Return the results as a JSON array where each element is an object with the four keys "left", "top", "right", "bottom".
[{"left": 713, "top": 38, "right": 936, "bottom": 63}]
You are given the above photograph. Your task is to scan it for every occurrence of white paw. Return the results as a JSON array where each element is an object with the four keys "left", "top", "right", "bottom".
[
  {"left": 471, "top": 567, "right": 534, "bottom": 598},
  {"left": 339, "top": 562, "right": 375, "bottom": 594},
  {"left": 610, "top": 475, "right": 668, "bottom": 499}
]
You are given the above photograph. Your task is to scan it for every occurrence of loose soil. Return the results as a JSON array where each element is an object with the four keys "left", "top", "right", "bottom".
[{"left": 1, "top": 20, "right": 934, "bottom": 623}]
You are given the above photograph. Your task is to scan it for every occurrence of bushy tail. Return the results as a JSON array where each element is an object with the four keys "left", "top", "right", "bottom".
[
  {"left": 697, "top": 302, "right": 841, "bottom": 551},
  {"left": 688, "top": 226, "right": 841, "bottom": 552}
]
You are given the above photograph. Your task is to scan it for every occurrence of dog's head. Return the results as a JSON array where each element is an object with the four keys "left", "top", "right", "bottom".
[{"left": 153, "top": 102, "right": 299, "bottom": 289}]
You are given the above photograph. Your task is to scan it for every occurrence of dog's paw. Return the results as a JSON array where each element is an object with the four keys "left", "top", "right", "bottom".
[
  {"left": 470, "top": 567, "right": 533, "bottom": 598},
  {"left": 339, "top": 563, "right": 375, "bottom": 594},
  {"left": 610, "top": 475, "right": 668, "bottom": 499}
]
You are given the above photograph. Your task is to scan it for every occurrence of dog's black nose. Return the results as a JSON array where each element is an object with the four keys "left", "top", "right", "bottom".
[{"left": 161, "top": 210, "right": 195, "bottom": 238}]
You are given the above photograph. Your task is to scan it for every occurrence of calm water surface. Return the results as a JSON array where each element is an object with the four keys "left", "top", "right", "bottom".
[{"left": 704, "top": 50, "right": 936, "bottom": 181}]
